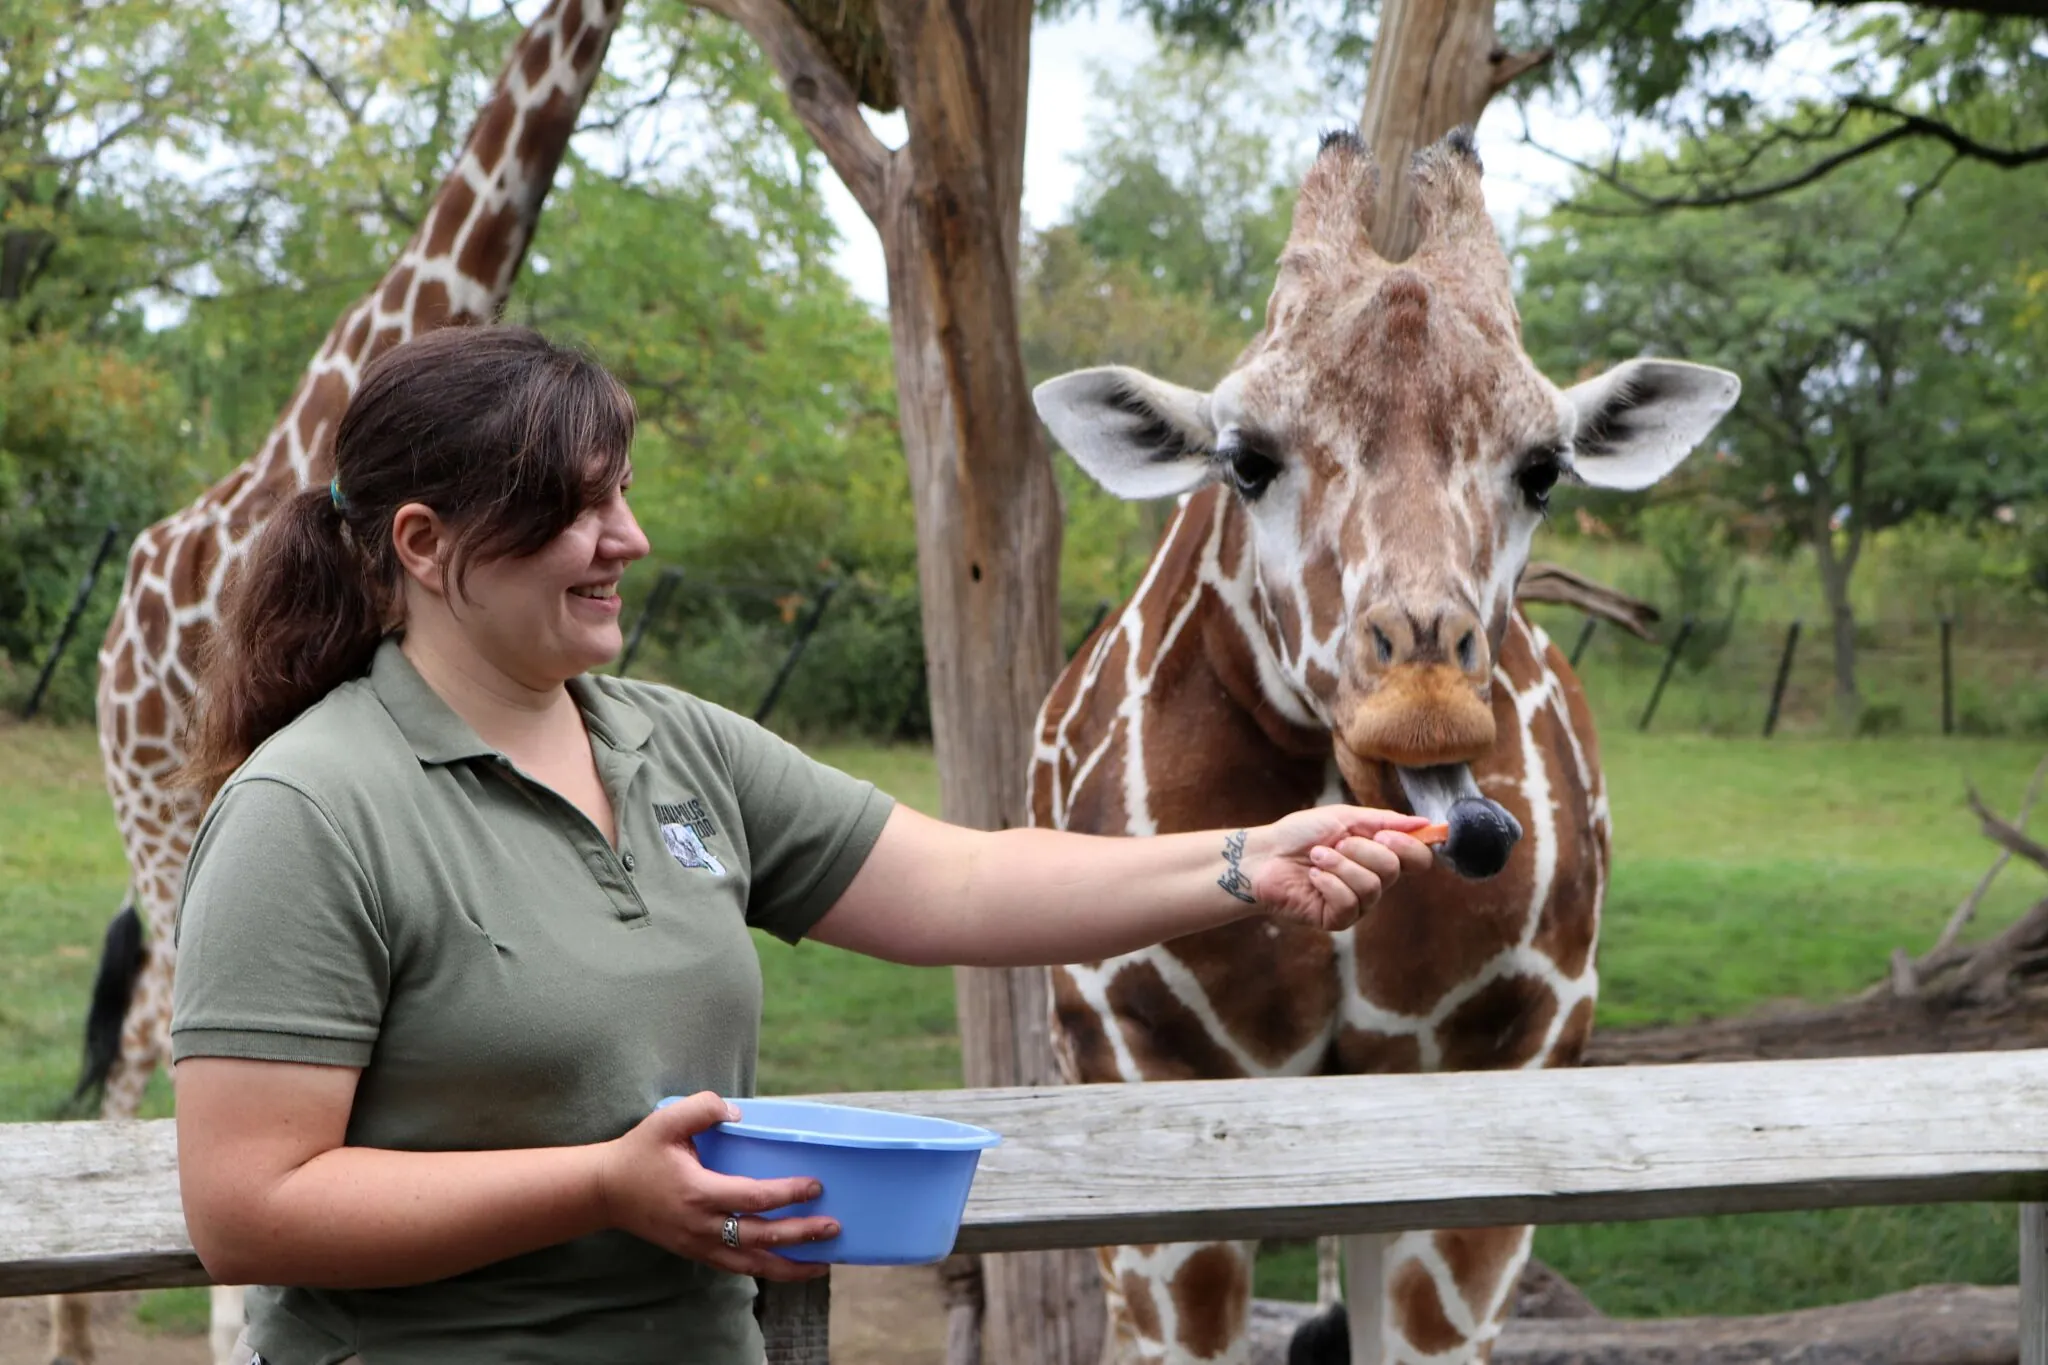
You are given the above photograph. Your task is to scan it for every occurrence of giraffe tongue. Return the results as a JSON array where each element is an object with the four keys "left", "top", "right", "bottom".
[{"left": 1394, "top": 764, "right": 1522, "bottom": 881}]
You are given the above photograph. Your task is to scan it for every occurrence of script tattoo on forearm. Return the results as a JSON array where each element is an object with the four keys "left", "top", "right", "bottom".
[{"left": 1217, "top": 829, "right": 1257, "bottom": 904}]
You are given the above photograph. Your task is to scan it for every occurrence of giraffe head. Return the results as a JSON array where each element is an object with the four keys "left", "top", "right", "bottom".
[{"left": 1035, "top": 129, "right": 1739, "bottom": 877}]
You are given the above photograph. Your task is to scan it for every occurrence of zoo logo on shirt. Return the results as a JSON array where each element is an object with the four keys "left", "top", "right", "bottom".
[{"left": 655, "top": 799, "right": 726, "bottom": 877}]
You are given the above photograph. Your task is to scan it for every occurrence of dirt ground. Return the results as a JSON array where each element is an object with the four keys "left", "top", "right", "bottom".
[{"left": 0, "top": 1267, "right": 948, "bottom": 1364}]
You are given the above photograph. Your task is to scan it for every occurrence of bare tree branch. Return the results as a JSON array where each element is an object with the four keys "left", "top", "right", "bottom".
[
  {"left": 1968, "top": 781, "right": 2048, "bottom": 877},
  {"left": 1523, "top": 98, "right": 2048, "bottom": 215},
  {"left": 1813, "top": 0, "right": 2048, "bottom": 19},
  {"left": 1928, "top": 755, "right": 2048, "bottom": 957},
  {"left": 686, "top": 0, "right": 892, "bottom": 222}
]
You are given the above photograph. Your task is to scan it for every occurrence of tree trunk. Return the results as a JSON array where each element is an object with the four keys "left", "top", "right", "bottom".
[
  {"left": 682, "top": 0, "right": 1092, "bottom": 1357},
  {"left": 1356, "top": 0, "right": 1550, "bottom": 259},
  {"left": 866, "top": 3, "right": 1099, "bottom": 1362},
  {"left": 1809, "top": 497, "right": 1861, "bottom": 712}
]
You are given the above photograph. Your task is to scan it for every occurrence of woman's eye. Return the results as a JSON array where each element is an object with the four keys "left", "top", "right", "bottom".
[
  {"left": 1224, "top": 445, "right": 1282, "bottom": 500},
  {"left": 1516, "top": 456, "right": 1563, "bottom": 511}
]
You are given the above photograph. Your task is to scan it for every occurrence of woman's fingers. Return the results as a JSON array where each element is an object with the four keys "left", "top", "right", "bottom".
[
  {"left": 691, "top": 1169, "right": 823, "bottom": 1216},
  {"left": 1373, "top": 829, "right": 1436, "bottom": 877}
]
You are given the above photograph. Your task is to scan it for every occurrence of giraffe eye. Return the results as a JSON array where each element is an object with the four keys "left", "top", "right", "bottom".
[
  {"left": 1220, "top": 441, "right": 1281, "bottom": 500},
  {"left": 1516, "top": 451, "right": 1566, "bottom": 511}
]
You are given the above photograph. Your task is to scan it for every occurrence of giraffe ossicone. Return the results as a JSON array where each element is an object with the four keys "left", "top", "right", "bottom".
[{"left": 1028, "top": 127, "right": 1738, "bottom": 1365}]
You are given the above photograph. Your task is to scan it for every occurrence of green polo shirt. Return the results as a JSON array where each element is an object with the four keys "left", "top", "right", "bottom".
[{"left": 170, "top": 636, "right": 895, "bottom": 1365}]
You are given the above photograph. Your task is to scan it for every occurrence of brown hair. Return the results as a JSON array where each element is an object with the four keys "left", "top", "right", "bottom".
[{"left": 182, "top": 324, "right": 636, "bottom": 798}]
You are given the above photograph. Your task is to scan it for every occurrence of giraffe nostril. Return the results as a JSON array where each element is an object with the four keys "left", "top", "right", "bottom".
[
  {"left": 1456, "top": 630, "right": 1478, "bottom": 673},
  {"left": 1372, "top": 625, "right": 1395, "bottom": 665}
]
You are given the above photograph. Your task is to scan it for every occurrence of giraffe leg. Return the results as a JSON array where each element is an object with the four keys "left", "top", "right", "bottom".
[
  {"left": 48, "top": 934, "right": 177, "bottom": 1365},
  {"left": 210, "top": 1284, "right": 248, "bottom": 1365},
  {"left": 46, "top": 1292, "right": 93, "bottom": 1364},
  {"left": 1096, "top": 1240, "right": 1258, "bottom": 1365},
  {"left": 1375, "top": 1226, "right": 1531, "bottom": 1364}
]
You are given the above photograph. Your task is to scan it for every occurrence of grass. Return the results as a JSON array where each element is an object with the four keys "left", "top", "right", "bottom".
[{"left": 5, "top": 716, "right": 2045, "bottom": 1326}]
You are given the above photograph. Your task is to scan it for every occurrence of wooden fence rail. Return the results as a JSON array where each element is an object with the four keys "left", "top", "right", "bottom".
[{"left": 8, "top": 1051, "right": 2048, "bottom": 1362}]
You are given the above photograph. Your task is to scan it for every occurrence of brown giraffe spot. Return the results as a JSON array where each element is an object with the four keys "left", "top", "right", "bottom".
[
  {"left": 1265, "top": 583, "right": 1302, "bottom": 663},
  {"left": 1303, "top": 550, "right": 1342, "bottom": 642},
  {"left": 426, "top": 177, "right": 477, "bottom": 259},
  {"left": 1105, "top": 961, "right": 1247, "bottom": 1081},
  {"left": 1331, "top": 1026, "right": 1421, "bottom": 1074},
  {"left": 111, "top": 643, "right": 136, "bottom": 692},
  {"left": 456, "top": 199, "right": 524, "bottom": 291},
  {"left": 167, "top": 528, "right": 215, "bottom": 606},
  {"left": 1063, "top": 719, "right": 1130, "bottom": 834},
  {"left": 1437, "top": 973, "right": 1558, "bottom": 1072},
  {"left": 379, "top": 265, "right": 414, "bottom": 315},
  {"left": 135, "top": 584, "right": 170, "bottom": 657},
  {"left": 367, "top": 326, "right": 407, "bottom": 363},
  {"left": 296, "top": 371, "right": 350, "bottom": 455},
  {"left": 1170, "top": 922, "right": 1335, "bottom": 1070},
  {"left": 519, "top": 29, "right": 553, "bottom": 85},
  {"left": 559, "top": 0, "right": 586, "bottom": 46},
  {"left": 342, "top": 309, "right": 372, "bottom": 361},
  {"left": 1051, "top": 967, "right": 1119, "bottom": 1085},
  {"left": 518, "top": 87, "right": 576, "bottom": 171},
  {"left": 414, "top": 278, "right": 454, "bottom": 332},
  {"left": 1391, "top": 1259, "right": 1464, "bottom": 1355},
  {"left": 1215, "top": 497, "right": 1246, "bottom": 579},
  {"left": 1353, "top": 883, "right": 1521, "bottom": 1020},
  {"left": 131, "top": 745, "right": 169, "bottom": 770},
  {"left": 1134, "top": 495, "right": 1206, "bottom": 677},
  {"left": 111, "top": 703, "right": 129, "bottom": 749},
  {"left": 1171, "top": 1244, "right": 1248, "bottom": 1359},
  {"left": 134, "top": 686, "right": 166, "bottom": 743},
  {"left": 1120, "top": 1270, "right": 1163, "bottom": 1342},
  {"left": 1549, "top": 997, "right": 1595, "bottom": 1067},
  {"left": 1434, "top": 1227, "right": 1524, "bottom": 1323},
  {"left": 1304, "top": 660, "right": 1337, "bottom": 702},
  {"left": 570, "top": 23, "right": 603, "bottom": 71}
]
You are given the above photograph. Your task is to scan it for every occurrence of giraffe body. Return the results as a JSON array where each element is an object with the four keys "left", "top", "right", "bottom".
[
  {"left": 65, "top": 6, "right": 625, "bottom": 1362},
  {"left": 1029, "top": 130, "right": 1739, "bottom": 1365}
]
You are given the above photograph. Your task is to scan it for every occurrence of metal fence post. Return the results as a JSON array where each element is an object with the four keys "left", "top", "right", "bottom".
[
  {"left": 1569, "top": 615, "right": 1598, "bottom": 669},
  {"left": 1940, "top": 614, "right": 1955, "bottom": 736},
  {"left": 1637, "top": 615, "right": 1695, "bottom": 733},
  {"left": 1763, "top": 620, "right": 1802, "bottom": 739},
  {"left": 615, "top": 567, "right": 683, "bottom": 679},
  {"left": 22, "top": 522, "right": 123, "bottom": 721},
  {"left": 1068, "top": 599, "right": 1112, "bottom": 661},
  {"left": 754, "top": 580, "right": 840, "bottom": 726}
]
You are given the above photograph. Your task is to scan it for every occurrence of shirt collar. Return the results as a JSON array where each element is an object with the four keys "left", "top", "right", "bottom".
[{"left": 369, "top": 636, "right": 653, "bottom": 765}]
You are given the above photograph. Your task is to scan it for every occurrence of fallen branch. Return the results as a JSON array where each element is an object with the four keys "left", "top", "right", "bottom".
[{"left": 1249, "top": 1284, "right": 2017, "bottom": 1365}]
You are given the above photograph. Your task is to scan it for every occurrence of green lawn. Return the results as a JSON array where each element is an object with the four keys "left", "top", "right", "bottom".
[{"left": 4, "top": 719, "right": 2043, "bottom": 1323}]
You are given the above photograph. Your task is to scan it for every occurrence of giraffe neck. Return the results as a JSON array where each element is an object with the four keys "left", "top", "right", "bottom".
[{"left": 235, "top": 0, "right": 625, "bottom": 508}]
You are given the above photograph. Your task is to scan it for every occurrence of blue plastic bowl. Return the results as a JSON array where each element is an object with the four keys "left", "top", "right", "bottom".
[{"left": 677, "top": 1097, "right": 1001, "bottom": 1265}]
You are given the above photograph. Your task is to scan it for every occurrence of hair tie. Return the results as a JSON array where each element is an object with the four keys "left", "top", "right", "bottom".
[{"left": 329, "top": 476, "right": 348, "bottom": 514}]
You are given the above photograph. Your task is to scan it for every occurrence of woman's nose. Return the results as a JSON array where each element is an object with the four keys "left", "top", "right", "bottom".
[{"left": 606, "top": 500, "right": 651, "bottom": 561}]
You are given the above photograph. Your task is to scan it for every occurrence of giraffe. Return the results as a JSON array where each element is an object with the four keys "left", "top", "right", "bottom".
[
  {"left": 1027, "top": 128, "right": 1740, "bottom": 1365},
  {"left": 61, "top": 3, "right": 626, "bottom": 1361}
]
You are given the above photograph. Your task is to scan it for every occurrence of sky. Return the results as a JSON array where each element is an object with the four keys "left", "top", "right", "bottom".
[{"left": 811, "top": 8, "right": 1613, "bottom": 311}]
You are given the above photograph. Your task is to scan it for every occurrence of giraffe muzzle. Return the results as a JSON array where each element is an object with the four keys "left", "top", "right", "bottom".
[{"left": 1394, "top": 763, "right": 1522, "bottom": 880}]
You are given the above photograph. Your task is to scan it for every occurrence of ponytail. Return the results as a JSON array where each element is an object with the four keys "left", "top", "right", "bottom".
[{"left": 181, "top": 486, "right": 388, "bottom": 800}]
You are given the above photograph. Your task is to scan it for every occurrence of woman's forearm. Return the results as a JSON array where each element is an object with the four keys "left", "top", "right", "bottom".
[
  {"left": 201, "top": 1141, "right": 609, "bottom": 1288},
  {"left": 914, "top": 824, "right": 1262, "bottom": 967}
]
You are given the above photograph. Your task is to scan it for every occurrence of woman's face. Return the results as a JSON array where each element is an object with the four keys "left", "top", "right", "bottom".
[{"left": 439, "top": 467, "right": 651, "bottom": 689}]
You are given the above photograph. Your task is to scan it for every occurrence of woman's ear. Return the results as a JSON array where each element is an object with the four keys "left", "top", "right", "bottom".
[{"left": 389, "top": 503, "right": 452, "bottom": 598}]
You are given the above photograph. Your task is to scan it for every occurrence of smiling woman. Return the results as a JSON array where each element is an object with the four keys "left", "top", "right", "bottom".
[{"left": 161, "top": 323, "right": 1448, "bottom": 1365}]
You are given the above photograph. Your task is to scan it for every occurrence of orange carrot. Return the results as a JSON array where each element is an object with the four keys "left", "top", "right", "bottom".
[{"left": 1413, "top": 822, "right": 1451, "bottom": 846}]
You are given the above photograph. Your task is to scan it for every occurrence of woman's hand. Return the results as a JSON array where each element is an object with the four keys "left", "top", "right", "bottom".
[
  {"left": 1242, "top": 807, "right": 1437, "bottom": 931},
  {"left": 595, "top": 1091, "right": 838, "bottom": 1282}
]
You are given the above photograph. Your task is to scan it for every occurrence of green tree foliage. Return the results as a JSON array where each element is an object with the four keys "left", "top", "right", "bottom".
[{"left": 1517, "top": 111, "right": 2048, "bottom": 713}]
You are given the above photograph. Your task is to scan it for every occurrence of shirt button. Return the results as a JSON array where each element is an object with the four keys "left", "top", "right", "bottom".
[{"left": 622, "top": 851, "right": 636, "bottom": 872}]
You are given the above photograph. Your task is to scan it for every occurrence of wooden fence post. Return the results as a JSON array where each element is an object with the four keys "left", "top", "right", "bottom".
[
  {"left": 1763, "top": 620, "right": 1801, "bottom": 738},
  {"left": 1638, "top": 615, "right": 1695, "bottom": 733}
]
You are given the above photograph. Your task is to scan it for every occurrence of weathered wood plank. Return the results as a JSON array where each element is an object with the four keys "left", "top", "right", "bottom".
[
  {"left": 8, "top": 1051, "right": 2048, "bottom": 1297},
  {"left": 757, "top": 1274, "right": 831, "bottom": 1365}
]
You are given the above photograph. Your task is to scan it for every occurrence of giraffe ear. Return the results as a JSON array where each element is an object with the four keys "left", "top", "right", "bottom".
[
  {"left": 1564, "top": 359, "right": 1742, "bottom": 491},
  {"left": 1033, "top": 366, "right": 1217, "bottom": 500}
]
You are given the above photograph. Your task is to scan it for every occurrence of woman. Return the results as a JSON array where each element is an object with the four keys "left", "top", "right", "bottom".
[{"left": 170, "top": 324, "right": 1435, "bottom": 1365}]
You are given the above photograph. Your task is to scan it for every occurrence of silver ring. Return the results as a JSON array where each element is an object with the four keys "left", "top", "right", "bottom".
[{"left": 721, "top": 1214, "right": 742, "bottom": 1250}]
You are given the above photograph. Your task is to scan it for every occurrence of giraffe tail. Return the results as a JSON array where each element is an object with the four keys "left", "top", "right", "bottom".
[
  {"left": 1287, "top": 1302, "right": 1350, "bottom": 1365},
  {"left": 60, "top": 900, "right": 144, "bottom": 1118}
]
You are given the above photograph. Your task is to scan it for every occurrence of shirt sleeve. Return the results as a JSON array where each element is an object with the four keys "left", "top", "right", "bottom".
[
  {"left": 701, "top": 705, "right": 897, "bottom": 945},
  {"left": 171, "top": 776, "right": 391, "bottom": 1067}
]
